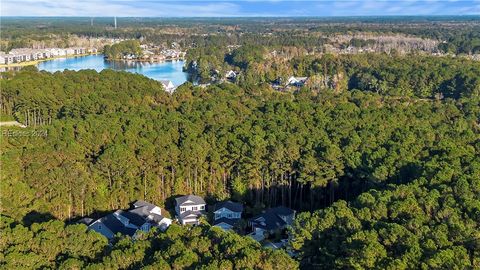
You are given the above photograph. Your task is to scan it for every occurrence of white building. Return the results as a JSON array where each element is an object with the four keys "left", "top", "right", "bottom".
[
  {"left": 160, "top": 80, "right": 175, "bottom": 94},
  {"left": 175, "top": 195, "right": 206, "bottom": 225},
  {"left": 286, "top": 76, "right": 308, "bottom": 87}
]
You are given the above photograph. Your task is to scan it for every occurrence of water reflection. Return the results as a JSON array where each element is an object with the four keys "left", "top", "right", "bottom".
[{"left": 32, "top": 54, "right": 189, "bottom": 86}]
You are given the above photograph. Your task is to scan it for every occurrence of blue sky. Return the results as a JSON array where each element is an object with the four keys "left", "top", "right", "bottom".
[{"left": 2, "top": 1, "right": 479, "bottom": 17}]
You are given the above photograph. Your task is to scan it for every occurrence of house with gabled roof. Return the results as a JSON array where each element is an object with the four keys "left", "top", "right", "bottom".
[
  {"left": 286, "top": 76, "right": 308, "bottom": 87},
  {"left": 225, "top": 70, "right": 238, "bottom": 81},
  {"left": 86, "top": 200, "right": 172, "bottom": 240},
  {"left": 175, "top": 195, "right": 206, "bottom": 225},
  {"left": 248, "top": 206, "right": 295, "bottom": 241},
  {"left": 88, "top": 213, "right": 137, "bottom": 240},
  {"left": 130, "top": 200, "right": 172, "bottom": 231},
  {"left": 213, "top": 200, "right": 243, "bottom": 231},
  {"left": 160, "top": 80, "right": 175, "bottom": 93}
]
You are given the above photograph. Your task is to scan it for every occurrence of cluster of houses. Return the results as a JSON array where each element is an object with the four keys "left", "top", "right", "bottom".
[
  {"left": 134, "top": 44, "right": 186, "bottom": 62},
  {"left": 206, "top": 66, "right": 308, "bottom": 91},
  {"left": 81, "top": 195, "right": 295, "bottom": 246},
  {"left": 0, "top": 47, "right": 98, "bottom": 65},
  {"left": 81, "top": 200, "right": 172, "bottom": 240}
]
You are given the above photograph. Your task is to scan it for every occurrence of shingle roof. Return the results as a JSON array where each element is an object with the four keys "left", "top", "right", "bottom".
[
  {"left": 100, "top": 214, "right": 137, "bottom": 236},
  {"left": 175, "top": 195, "right": 206, "bottom": 206},
  {"left": 214, "top": 217, "right": 240, "bottom": 227},
  {"left": 133, "top": 200, "right": 156, "bottom": 212},
  {"left": 179, "top": 210, "right": 205, "bottom": 220},
  {"left": 78, "top": 217, "right": 93, "bottom": 226},
  {"left": 214, "top": 201, "right": 244, "bottom": 212},
  {"left": 116, "top": 210, "right": 147, "bottom": 227},
  {"left": 148, "top": 213, "right": 168, "bottom": 223},
  {"left": 250, "top": 211, "right": 287, "bottom": 231},
  {"left": 249, "top": 206, "right": 294, "bottom": 231}
]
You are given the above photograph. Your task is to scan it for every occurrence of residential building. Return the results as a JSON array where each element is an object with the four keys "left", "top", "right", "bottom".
[
  {"left": 88, "top": 213, "right": 137, "bottom": 240},
  {"left": 160, "top": 80, "right": 175, "bottom": 93},
  {"left": 175, "top": 195, "right": 206, "bottom": 225},
  {"left": 85, "top": 200, "right": 171, "bottom": 240},
  {"left": 225, "top": 70, "right": 237, "bottom": 80},
  {"left": 213, "top": 200, "right": 243, "bottom": 231},
  {"left": 130, "top": 200, "right": 172, "bottom": 231},
  {"left": 286, "top": 76, "right": 308, "bottom": 87},
  {"left": 65, "top": 48, "right": 75, "bottom": 55},
  {"left": 249, "top": 206, "right": 295, "bottom": 241}
]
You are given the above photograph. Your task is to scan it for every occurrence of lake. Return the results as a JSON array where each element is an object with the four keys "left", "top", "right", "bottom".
[{"left": 37, "top": 54, "right": 189, "bottom": 87}]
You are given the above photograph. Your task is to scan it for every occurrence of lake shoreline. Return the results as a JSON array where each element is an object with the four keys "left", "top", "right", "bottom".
[
  {"left": 36, "top": 54, "right": 189, "bottom": 86},
  {"left": 0, "top": 53, "right": 101, "bottom": 68}
]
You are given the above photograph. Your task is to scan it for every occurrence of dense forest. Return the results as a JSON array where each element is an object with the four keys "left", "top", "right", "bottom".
[
  {"left": 188, "top": 48, "right": 480, "bottom": 99},
  {"left": 1, "top": 16, "right": 480, "bottom": 268},
  {"left": 1, "top": 217, "right": 296, "bottom": 269},
  {"left": 1, "top": 17, "right": 479, "bottom": 55},
  {"left": 1, "top": 52, "right": 479, "bottom": 268},
  {"left": 103, "top": 40, "right": 142, "bottom": 59}
]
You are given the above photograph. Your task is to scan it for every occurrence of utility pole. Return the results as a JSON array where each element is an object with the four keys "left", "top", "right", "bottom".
[{"left": 90, "top": 17, "right": 93, "bottom": 26}]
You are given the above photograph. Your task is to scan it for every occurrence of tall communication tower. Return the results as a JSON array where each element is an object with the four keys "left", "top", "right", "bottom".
[
  {"left": 90, "top": 17, "right": 93, "bottom": 26},
  {"left": 114, "top": 17, "right": 117, "bottom": 29}
]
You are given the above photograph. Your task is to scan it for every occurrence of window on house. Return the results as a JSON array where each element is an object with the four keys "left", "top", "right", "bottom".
[
  {"left": 98, "top": 225, "right": 102, "bottom": 229},
  {"left": 192, "top": 206, "right": 198, "bottom": 211},
  {"left": 180, "top": 207, "right": 186, "bottom": 212},
  {"left": 200, "top": 205, "right": 205, "bottom": 210}
]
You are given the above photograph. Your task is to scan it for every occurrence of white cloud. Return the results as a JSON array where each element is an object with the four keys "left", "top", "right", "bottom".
[
  {"left": 1, "top": 0, "right": 241, "bottom": 17},
  {"left": 2, "top": 0, "right": 479, "bottom": 16}
]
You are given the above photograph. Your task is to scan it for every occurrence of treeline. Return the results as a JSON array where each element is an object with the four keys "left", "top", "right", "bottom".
[
  {"left": 1, "top": 217, "right": 296, "bottom": 269},
  {"left": 2, "top": 17, "right": 479, "bottom": 54},
  {"left": 104, "top": 40, "right": 142, "bottom": 59}
]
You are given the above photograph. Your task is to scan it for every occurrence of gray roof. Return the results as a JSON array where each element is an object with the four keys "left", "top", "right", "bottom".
[
  {"left": 179, "top": 210, "right": 205, "bottom": 220},
  {"left": 133, "top": 200, "right": 156, "bottom": 211},
  {"left": 249, "top": 206, "right": 294, "bottom": 231},
  {"left": 250, "top": 211, "right": 287, "bottom": 231},
  {"left": 129, "top": 206, "right": 150, "bottom": 217},
  {"left": 116, "top": 210, "right": 147, "bottom": 227},
  {"left": 214, "top": 201, "right": 243, "bottom": 213},
  {"left": 99, "top": 214, "right": 137, "bottom": 237},
  {"left": 78, "top": 217, "right": 93, "bottom": 226},
  {"left": 214, "top": 217, "right": 240, "bottom": 227},
  {"left": 148, "top": 213, "right": 168, "bottom": 223},
  {"left": 175, "top": 195, "right": 206, "bottom": 206},
  {"left": 160, "top": 80, "right": 174, "bottom": 86}
]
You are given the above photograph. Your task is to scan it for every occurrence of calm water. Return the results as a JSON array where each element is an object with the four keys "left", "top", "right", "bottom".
[{"left": 37, "top": 54, "right": 188, "bottom": 86}]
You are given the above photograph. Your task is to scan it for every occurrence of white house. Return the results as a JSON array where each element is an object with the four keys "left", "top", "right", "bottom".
[
  {"left": 65, "top": 48, "right": 75, "bottom": 55},
  {"left": 175, "top": 195, "right": 206, "bottom": 225},
  {"left": 225, "top": 70, "right": 237, "bottom": 80},
  {"left": 130, "top": 200, "right": 172, "bottom": 231},
  {"left": 160, "top": 80, "right": 175, "bottom": 93},
  {"left": 286, "top": 76, "right": 308, "bottom": 87},
  {"left": 213, "top": 200, "right": 243, "bottom": 231}
]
